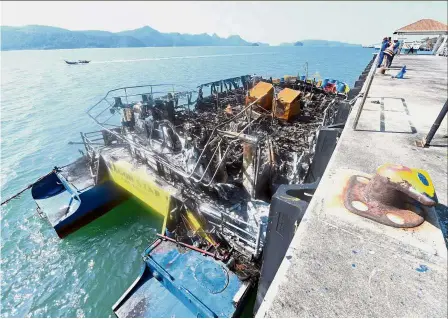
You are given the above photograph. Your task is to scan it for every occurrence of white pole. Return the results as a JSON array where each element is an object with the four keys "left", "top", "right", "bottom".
[
  {"left": 432, "top": 35, "right": 443, "bottom": 55},
  {"left": 435, "top": 36, "right": 447, "bottom": 56}
]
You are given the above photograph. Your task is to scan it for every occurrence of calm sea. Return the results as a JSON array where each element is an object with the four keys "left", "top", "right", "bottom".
[{"left": 0, "top": 46, "right": 373, "bottom": 317}]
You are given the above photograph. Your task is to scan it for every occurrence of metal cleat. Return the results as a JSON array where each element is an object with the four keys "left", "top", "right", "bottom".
[{"left": 344, "top": 164, "right": 437, "bottom": 228}]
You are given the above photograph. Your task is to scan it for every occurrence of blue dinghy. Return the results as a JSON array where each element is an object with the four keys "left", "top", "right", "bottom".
[
  {"left": 31, "top": 156, "right": 128, "bottom": 238},
  {"left": 113, "top": 237, "right": 254, "bottom": 318}
]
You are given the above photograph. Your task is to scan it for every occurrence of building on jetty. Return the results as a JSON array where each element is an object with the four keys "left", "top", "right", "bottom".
[{"left": 394, "top": 19, "right": 448, "bottom": 56}]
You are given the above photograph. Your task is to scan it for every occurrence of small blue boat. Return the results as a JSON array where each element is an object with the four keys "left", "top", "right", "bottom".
[
  {"left": 31, "top": 156, "right": 128, "bottom": 238},
  {"left": 113, "top": 237, "right": 254, "bottom": 318}
]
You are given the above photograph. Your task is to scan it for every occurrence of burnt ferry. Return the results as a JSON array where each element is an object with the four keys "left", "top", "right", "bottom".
[{"left": 7, "top": 68, "right": 369, "bottom": 317}]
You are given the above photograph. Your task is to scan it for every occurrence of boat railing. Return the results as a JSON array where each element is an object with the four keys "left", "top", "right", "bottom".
[
  {"left": 197, "top": 75, "right": 250, "bottom": 98},
  {"left": 208, "top": 210, "right": 265, "bottom": 258},
  {"left": 87, "top": 84, "right": 196, "bottom": 126},
  {"left": 85, "top": 82, "right": 267, "bottom": 188},
  {"left": 80, "top": 131, "right": 105, "bottom": 157}
]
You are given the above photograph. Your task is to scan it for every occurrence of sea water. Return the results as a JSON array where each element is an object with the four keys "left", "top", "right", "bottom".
[{"left": 0, "top": 46, "right": 373, "bottom": 317}]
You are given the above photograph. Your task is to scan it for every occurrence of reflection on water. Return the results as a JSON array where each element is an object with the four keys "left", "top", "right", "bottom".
[{"left": 1, "top": 197, "right": 163, "bottom": 317}]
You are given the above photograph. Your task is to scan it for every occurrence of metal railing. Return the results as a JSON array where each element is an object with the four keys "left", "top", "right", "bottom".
[
  {"left": 86, "top": 84, "right": 197, "bottom": 126},
  {"left": 352, "top": 53, "right": 380, "bottom": 130},
  {"left": 86, "top": 83, "right": 266, "bottom": 187},
  {"left": 202, "top": 205, "right": 265, "bottom": 258},
  {"left": 79, "top": 130, "right": 109, "bottom": 160}
]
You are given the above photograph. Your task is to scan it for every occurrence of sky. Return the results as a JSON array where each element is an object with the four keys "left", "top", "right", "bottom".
[{"left": 1, "top": 1, "right": 447, "bottom": 45}]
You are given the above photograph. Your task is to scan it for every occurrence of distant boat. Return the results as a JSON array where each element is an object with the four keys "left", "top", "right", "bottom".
[
  {"left": 64, "top": 60, "right": 91, "bottom": 65},
  {"left": 402, "top": 41, "right": 422, "bottom": 51}
]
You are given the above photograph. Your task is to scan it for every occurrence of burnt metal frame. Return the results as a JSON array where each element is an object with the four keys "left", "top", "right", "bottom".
[
  {"left": 206, "top": 208, "right": 265, "bottom": 258},
  {"left": 85, "top": 77, "right": 345, "bottom": 189},
  {"left": 85, "top": 84, "right": 269, "bottom": 257},
  {"left": 86, "top": 83, "right": 266, "bottom": 187}
]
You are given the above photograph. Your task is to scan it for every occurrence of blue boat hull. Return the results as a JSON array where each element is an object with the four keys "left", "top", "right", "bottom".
[
  {"left": 113, "top": 238, "right": 253, "bottom": 318},
  {"left": 32, "top": 170, "right": 128, "bottom": 238}
]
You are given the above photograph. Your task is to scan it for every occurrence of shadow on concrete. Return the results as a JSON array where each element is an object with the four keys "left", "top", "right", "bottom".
[
  {"left": 388, "top": 66, "right": 408, "bottom": 70},
  {"left": 428, "top": 143, "right": 448, "bottom": 148},
  {"left": 356, "top": 129, "right": 417, "bottom": 134},
  {"left": 401, "top": 98, "right": 417, "bottom": 133},
  {"left": 388, "top": 68, "right": 414, "bottom": 72},
  {"left": 357, "top": 97, "right": 417, "bottom": 134},
  {"left": 425, "top": 135, "right": 448, "bottom": 148}
]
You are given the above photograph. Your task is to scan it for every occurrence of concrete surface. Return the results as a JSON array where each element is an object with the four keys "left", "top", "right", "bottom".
[{"left": 256, "top": 55, "right": 448, "bottom": 318}]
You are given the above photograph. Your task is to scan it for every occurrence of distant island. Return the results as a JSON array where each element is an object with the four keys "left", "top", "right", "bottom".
[
  {"left": 0, "top": 25, "right": 361, "bottom": 51},
  {"left": 280, "top": 39, "right": 361, "bottom": 47},
  {"left": 0, "top": 25, "right": 269, "bottom": 51}
]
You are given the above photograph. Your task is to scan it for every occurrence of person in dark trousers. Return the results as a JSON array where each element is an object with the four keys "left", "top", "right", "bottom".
[
  {"left": 409, "top": 46, "right": 415, "bottom": 54},
  {"left": 377, "top": 37, "right": 390, "bottom": 67},
  {"left": 383, "top": 42, "right": 395, "bottom": 68},
  {"left": 387, "top": 40, "right": 401, "bottom": 67}
]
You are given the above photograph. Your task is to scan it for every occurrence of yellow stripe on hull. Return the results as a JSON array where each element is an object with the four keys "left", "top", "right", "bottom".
[{"left": 106, "top": 160, "right": 172, "bottom": 232}]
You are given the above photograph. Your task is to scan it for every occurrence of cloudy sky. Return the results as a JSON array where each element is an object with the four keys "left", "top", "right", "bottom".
[{"left": 1, "top": 1, "right": 447, "bottom": 45}]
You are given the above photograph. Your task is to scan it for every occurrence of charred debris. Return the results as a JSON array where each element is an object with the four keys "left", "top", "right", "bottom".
[{"left": 85, "top": 74, "right": 350, "bottom": 266}]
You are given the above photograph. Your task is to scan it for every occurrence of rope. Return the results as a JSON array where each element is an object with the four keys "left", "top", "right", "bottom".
[
  {"left": 193, "top": 260, "right": 229, "bottom": 294},
  {"left": 1, "top": 162, "right": 75, "bottom": 206},
  {"left": 1, "top": 170, "right": 55, "bottom": 206}
]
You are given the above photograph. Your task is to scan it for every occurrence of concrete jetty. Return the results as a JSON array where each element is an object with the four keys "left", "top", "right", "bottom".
[{"left": 257, "top": 54, "right": 448, "bottom": 317}]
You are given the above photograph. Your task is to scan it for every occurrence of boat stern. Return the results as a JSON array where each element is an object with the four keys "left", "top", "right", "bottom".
[
  {"left": 112, "top": 238, "right": 253, "bottom": 318},
  {"left": 31, "top": 159, "right": 128, "bottom": 238}
]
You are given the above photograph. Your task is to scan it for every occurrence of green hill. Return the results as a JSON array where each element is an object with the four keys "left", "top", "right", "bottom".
[{"left": 0, "top": 25, "right": 255, "bottom": 51}]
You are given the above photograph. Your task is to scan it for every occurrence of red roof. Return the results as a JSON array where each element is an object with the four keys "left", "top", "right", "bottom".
[{"left": 395, "top": 19, "right": 448, "bottom": 34}]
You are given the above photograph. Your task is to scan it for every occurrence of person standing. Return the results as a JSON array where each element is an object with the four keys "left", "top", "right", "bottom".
[
  {"left": 383, "top": 42, "right": 395, "bottom": 68},
  {"left": 386, "top": 40, "right": 401, "bottom": 67},
  {"left": 377, "top": 37, "right": 389, "bottom": 67}
]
